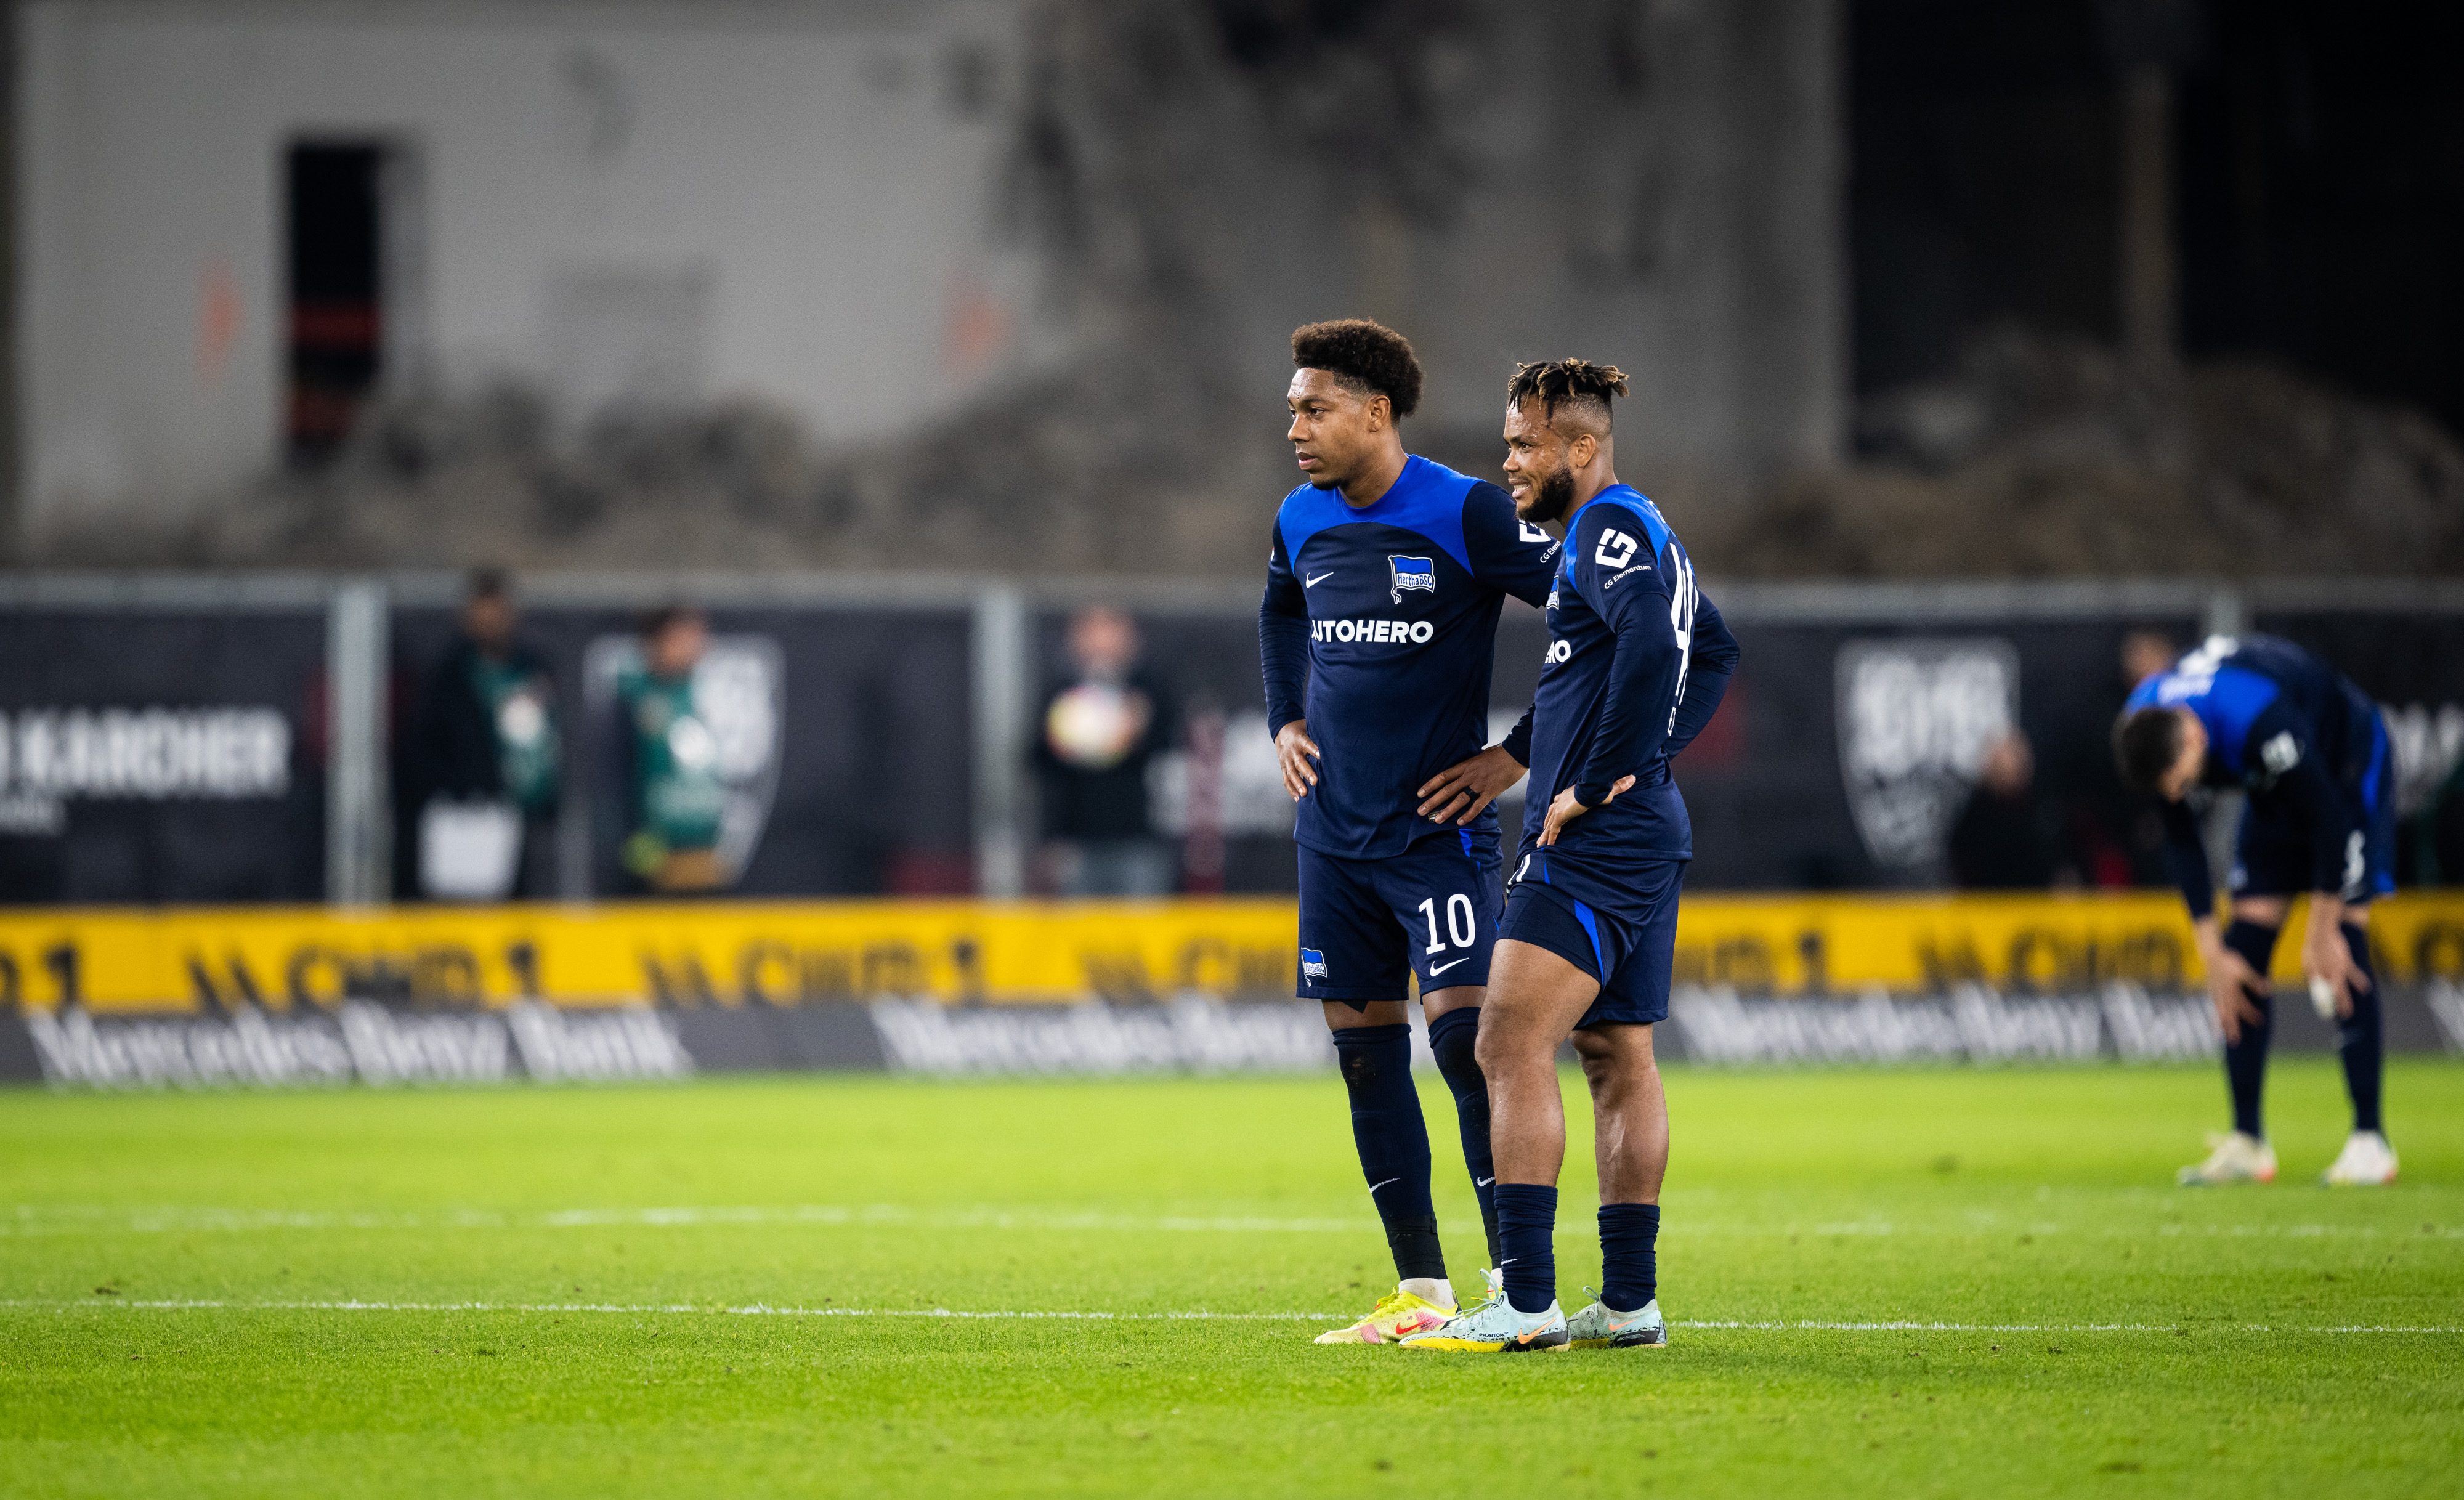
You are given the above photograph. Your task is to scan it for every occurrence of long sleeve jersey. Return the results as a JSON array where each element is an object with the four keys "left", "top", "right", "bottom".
[
  {"left": 2123, "top": 633, "right": 2388, "bottom": 917},
  {"left": 1509, "top": 485, "right": 1738, "bottom": 864}
]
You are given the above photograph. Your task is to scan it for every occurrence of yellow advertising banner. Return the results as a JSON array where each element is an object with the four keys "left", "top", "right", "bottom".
[{"left": 2, "top": 893, "right": 2462, "bottom": 1015}]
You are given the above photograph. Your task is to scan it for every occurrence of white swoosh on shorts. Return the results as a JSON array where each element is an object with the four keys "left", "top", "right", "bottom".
[
  {"left": 1429, "top": 957, "right": 1473, "bottom": 976},
  {"left": 1305, "top": 572, "right": 1334, "bottom": 587}
]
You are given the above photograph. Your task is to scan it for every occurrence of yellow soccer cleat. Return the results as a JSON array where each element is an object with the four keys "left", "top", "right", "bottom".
[
  {"left": 1313, "top": 1284, "right": 1456, "bottom": 1345},
  {"left": 1398, "top": 1279, "right": 1568, "bottom": 1353}
]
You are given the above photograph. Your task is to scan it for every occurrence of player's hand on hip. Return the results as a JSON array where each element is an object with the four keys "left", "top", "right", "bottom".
[
  {"left": 1417, "top": 745, "right": 1526, "bottom": 826},
  {"left": 2203, "top": 947, "right": 2270, "bottom": 1044},
  {"left": 1537, "top": 776, "right": 1633, "bottom": 846},
  {"left": 1275, "top": 720, "right": 1322, "bottom": 800}
]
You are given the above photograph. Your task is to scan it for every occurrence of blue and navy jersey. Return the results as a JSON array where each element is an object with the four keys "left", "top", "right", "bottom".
[
  {"left": 1514, "top": 486, "right": 1738, "bottom": 867},
  {"left": 2124, "top": 633, "right": 2387, "bottom": 912},
  {"left": 2123, "top": 633, "right": 2378, "bottom": 794},
  {"left": 1259, "top": 455, "right": 1560, "bottom": 859}
]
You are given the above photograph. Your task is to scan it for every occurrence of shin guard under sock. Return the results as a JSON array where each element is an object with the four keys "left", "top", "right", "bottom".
[
  {"left": 1598, "top": 1203, "right": 1661, "bottom": 1313},
  {"left": 1494, "top": 1183, "right": 1558, "bottom": 1315},
  {"left": 2338, "top": 922, "right": 2385, "bottom": 1135},
  {"left": 2221, "top": 918, "right": 2279, "bottom": 1139},
  {"left": 1424, "top": 1007, "right": 1499, "bottom": 1263},
  {"left": 1332, "top": 1023, "right": 1443, "bottom": 1283}
]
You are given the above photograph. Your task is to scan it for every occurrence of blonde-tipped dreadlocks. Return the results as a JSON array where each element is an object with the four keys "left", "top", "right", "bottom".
[{"left": 1506, "top": 359, "right": 1631, "bottom": 426}]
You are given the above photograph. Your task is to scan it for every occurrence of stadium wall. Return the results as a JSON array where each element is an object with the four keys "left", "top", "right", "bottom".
[
  {"left": 14, "top": 0, "right": 1038, "bottom": 538},
  {"left": 3, "top": 892, "right": 2460, "bottom": 1087}
]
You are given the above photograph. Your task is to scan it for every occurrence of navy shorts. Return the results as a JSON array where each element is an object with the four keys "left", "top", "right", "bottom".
[
  {"left": 1297, "top": 825, "right": 1502, "bottom": 1006},
  {"left": 1498, "top": 850, "right": 1685, "bottom": 1030},
  {"left": 2230, "top": 717, "right": 2397, "bottom": 905}
]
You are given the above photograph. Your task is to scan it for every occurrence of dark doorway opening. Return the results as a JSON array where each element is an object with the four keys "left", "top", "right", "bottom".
[
  {"left": 285, "top": 142, "right": 385, "bottom": 462},
  {"left": 1848, "top": 1, "right": 2119, "bottom": 398}
]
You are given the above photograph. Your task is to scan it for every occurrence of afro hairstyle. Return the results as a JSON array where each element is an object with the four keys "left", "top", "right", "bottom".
[{"left": 1290, "top": 318, "right": 1424, "bottom": 419}]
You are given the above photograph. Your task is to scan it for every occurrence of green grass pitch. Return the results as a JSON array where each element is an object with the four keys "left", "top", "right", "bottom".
[{"left": 3, "top": 1057, "right": 2459, "bottom": 1497}]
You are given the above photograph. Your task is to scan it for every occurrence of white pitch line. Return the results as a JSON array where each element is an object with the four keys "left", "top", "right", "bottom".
[
  {"left": 0, "top": 1300, "right": 2456, "bottom": 1334},
  {"left": 0, "top": 1299, "right": 1334, "bottom": 1321},
  {"left": 0, "top": 1207, "right": 1374, "bottom": 1237},
  {"left": 6, "top": 1206, "right": 2455, "bottom": 1238}
]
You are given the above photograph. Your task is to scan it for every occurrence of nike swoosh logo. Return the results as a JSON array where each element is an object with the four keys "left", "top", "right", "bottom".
[
  {"left": 1368, "top": 1177, "right": 1400, "bottom": 1193},
  {"left": 1429, "top": 957, "right": 1472, "bottom": 976},
  {"left": 1304, "top": 572, "right": 1334, "bottom": 587},
  {"left": 1476, "top": 1177, "right": 1494, "bottom": 1187},
  {"left": 1603, "top": 565, "right": 1652, "bottom": 587}
]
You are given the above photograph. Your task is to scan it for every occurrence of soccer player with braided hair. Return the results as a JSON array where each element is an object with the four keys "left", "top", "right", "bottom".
[
  {"left": 1260, "top": 319, "right": 1562, "bottom": 1344},
  {"left": 1404, "top": 358, "right": 1738, "bottom": 1354}
]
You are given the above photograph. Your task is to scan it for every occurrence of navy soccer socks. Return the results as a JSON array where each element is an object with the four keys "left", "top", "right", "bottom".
[
  {"left": 2338, "top": 922, "right": 2385, "bottom": 1135},
  {"left": 1598, "top": 1203, "right": 1661, "bottom": 1313},
  {"left": 2220, "top": 918, "right": 2279, "bottom": 1138},
  {"left": 2219, "top": 917, "right": 2386, "bottom": 1139},
  {"left": 1424, "top": 1007, "right": 1501, "bottom": 1264},
  {"left": 1494, "top": 1183, "right": 1558, "bottom": 1314},
  {"left": 1331, "top": 1023, "right": 1443, "bottom": 1284}
]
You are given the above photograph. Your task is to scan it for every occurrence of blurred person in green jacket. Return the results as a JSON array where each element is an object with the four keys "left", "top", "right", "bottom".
[{"left": 617, "top": 606, "right": 727, "bottom": 893}]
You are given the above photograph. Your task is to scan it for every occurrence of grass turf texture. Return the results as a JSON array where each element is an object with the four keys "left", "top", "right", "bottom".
[{"left": 2, "top": 1059, "right": 2460, "bottom": 1497}]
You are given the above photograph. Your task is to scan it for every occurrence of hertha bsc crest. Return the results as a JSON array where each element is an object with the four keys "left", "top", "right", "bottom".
[
  {"left": 1300, "top": 948, "right": 1329, "bottom": 983},
  {"left": 1388, "top": 555, "right": 1435, "bottom": 604}
]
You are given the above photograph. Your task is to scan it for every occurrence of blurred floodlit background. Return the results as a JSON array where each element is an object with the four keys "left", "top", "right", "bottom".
[{"left": 0, "top": 0, "right": 2460, "bottom": 943}]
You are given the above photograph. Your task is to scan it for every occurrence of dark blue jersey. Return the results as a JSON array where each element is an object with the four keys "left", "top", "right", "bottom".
[
  {"left": 2125, "top": 633, "right": 2387, "bottom": 914},
  {"left": 1258, "top": 455, "right": 1560, "bottom": 859},
  {"left": 1506, "top": 486, "right": 1738, "bottom": 866}
]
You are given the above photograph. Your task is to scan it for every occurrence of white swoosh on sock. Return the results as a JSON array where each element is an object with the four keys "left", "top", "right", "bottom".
[
  {"left": 1368, "top": 1177, "right": 1400, "bottom": 1193},
  {"left": 1476, "top": 1177, "right": 1494, "bottom": 1187}
]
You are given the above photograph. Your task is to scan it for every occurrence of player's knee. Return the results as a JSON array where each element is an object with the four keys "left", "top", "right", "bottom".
[
  {"left": 1472, "top": 1020, "right": 1541, "bottom": 1082},
  {"left": 2230, "top": 895, "right": 2290, "bottom": 928},
  {"left": 1426, "top": 1007, "right": 1480, "bottom": 1079}
]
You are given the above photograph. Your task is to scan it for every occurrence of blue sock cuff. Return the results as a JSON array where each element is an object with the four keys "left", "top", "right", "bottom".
[
  {"left": 1425, "top": 1007, "right": 1479, "bottom": 1051},
  {"left": 1598, "top": 1202, "right": 1660, "bottom": 1232},
  {"left": 1332, "top": 1024, "right": 1411, "bottom": 1049}
]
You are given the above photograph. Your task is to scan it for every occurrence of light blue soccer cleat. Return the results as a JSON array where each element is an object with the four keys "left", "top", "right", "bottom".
[
  {"left": 1397, "top": 1273, "right": 1567, "bottom": 1353},
  {"left": 1565, "top": 1290, "right": 1668, "bottom": 1349}
]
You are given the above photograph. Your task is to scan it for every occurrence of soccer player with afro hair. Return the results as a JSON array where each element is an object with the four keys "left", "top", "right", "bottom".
[{"left": 1260, "top": 320, "right": 1562, "bottom": 1343}]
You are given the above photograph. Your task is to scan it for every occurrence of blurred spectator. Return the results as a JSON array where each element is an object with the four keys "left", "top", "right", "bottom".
[
  {"left": 2407, "top": 754, "right": 2464, "bottom": 886},
  {"left": 2061, "top": 626, "right": 2179, "bottom": 887},
  {"left": 1035, "top": 606, "right": 1175, "bottom": 897},
  {"left": 615, "top": 606, "right": 727, "bottom": 893},
  {"left": 405, "top": 569, "right": 561, "bottom": 900},
  {"left": 1950, "top": 730, "right": 2074, "bottom": 890},
  {"left": 2119, "top": 628, "right": 2177, "bottom": 690}
]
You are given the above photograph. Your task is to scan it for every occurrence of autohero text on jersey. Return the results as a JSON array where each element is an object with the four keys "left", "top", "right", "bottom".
[{"left": 1312, "top": 618, "right": 1437, "bottom": 644}]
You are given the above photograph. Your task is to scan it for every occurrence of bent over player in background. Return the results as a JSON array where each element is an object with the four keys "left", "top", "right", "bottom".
[
  {"left": 2114, "top": 634, "right": 2398, "bottom": 1187},
  {"left": 1260, "top": 320, "right": 1560, "bottom": 1343},
  {"left": 1406, "top": 360, "right": 1737, "bottom": 1354}
]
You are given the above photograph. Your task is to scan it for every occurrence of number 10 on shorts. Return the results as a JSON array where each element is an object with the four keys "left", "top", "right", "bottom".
[{"left": 1419, "top": 894, "right": 1477, "bottom": 954}]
